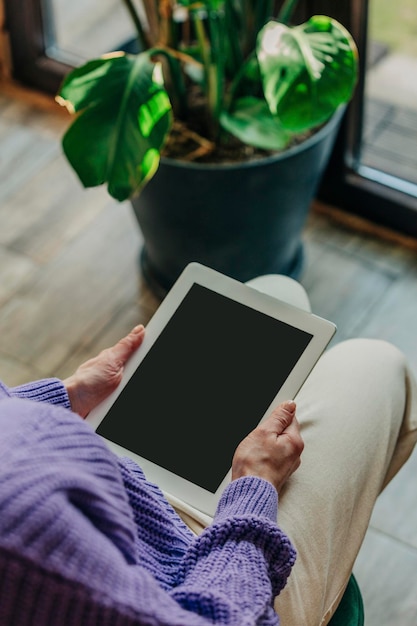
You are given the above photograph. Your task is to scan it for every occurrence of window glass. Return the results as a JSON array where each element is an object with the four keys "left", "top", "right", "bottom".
[
  {"left": 361, "top": 0, "right": 417, "bottom": 194},
  {"left": 45, "top": 0, "right": 136, "bottom": 64}
]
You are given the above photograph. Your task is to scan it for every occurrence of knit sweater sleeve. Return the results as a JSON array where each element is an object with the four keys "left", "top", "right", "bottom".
[
  {"left": 1, "top": 377, "right": 71, "bottom": 409},
  {"left": 119, "top": 459, "right": 296, "bottom": 625},
  {"left": 0, "top": 395, "right": 295, "bottom": 626},
  {"left": 171, "top": 477, "right": 296, "bottom": 625}
]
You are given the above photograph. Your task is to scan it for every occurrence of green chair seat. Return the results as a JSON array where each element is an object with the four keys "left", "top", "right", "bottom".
[{"left": 328, "top": 574, "right": 364, "bottom": 626}]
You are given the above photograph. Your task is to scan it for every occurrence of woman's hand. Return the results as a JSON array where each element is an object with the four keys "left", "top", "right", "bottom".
[
  {"left": 63, "top": 325, "right": 145, "bottom": 418},
  {"left": 232, "top": 401, "right": 304, "bottom": 493}
]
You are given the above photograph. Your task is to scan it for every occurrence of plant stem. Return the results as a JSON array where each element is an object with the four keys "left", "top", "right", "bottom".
[
  {"left": 253, "top": 0, "right": 275, "bottom": 30},
  {"left": 225, "top": 49, "right": 256, "bottom": 110},
  {"left": 277, "top": 0, "right": 299, "bottom": 25},
  {"left": 192, "top": 10, "right": 220, "bottom": 137},
  {"left": 240, "top": 0, "right": 274, "bottom": 58},
  {"left": 121, "top": 0, "right": 148, "bottom": 49},
  {"left": 150, "top": 46, "right": 188, "bottom": 115},
  {"left": 208, "top": 10, "right": 225, "bottom": 123},
  {"left": 224, "top": 1, "right": 244, "bottom": 75}
]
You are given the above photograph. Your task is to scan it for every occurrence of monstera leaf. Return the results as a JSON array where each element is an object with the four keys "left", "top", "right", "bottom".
[
  {"left": 219, "top": 15, "right": 357, "bottom": 150},
  {"left": 257, "top": 15, "right": 358, "bottom": 133},
  {"left": 220, "top": 97, "right": 294, "bottom": 150},
  {"left": 58, "top": 52, "right": 172, "bottom": 201}
]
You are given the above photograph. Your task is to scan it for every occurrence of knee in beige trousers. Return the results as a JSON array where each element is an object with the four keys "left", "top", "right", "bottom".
[{"left": 274, "top": 337, "right": 417, "bottom": 625}]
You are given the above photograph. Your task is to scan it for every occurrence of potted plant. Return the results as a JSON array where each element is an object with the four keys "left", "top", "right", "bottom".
[{"left": 56, "top": 0, "right": 358, "bottom": 298}]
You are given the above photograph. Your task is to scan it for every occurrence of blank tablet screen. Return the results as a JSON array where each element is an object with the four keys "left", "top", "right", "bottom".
[{"left": 97, "top": 283, "right": 312, "bottom": 493}]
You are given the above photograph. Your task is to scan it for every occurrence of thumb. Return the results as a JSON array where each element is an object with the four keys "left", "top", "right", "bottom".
[
  {"left": 112, "top": 325, "right": 145, "bottom": 366},
  {"left": 267, "top": 400, "right": 296, "bottom": 435}
]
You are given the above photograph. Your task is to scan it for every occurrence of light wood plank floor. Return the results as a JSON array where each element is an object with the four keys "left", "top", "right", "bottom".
[{"left": 1, "top": 86, "right": 417, "bottom": 625}]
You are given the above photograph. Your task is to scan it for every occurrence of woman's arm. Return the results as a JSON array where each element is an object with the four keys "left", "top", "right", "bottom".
[
  {"left": 3, "top": 325, "right": 145, "bottom": 414},
  {"left": 5, "top": 377, "right": 72, "bottom": 408},
  {"left": 0, "top": 401, "right": 296, "bottom": 626},
  {"left": 171, "top": 403, "right": 302, "bottom": 623}
]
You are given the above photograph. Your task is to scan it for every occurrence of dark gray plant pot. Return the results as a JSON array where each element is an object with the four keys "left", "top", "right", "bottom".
[{"left": 131, "top": 106, "right": 345, "bottom": 299}]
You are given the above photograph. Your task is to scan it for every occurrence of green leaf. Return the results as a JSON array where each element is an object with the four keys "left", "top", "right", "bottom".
[
  {"left": 177, "top": 0, "right": 225, "bottom": 10},
  {"left": 220, "top": 97, "right": 293, "bottom": 150},
  {"left": 257, "top": 16, "right": 358, "bottom": 133},
  {"left": 58, "top": 52, "right": 172, "bottom": 201}
]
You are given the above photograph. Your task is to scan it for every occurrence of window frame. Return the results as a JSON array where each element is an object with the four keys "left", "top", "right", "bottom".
[
  {"left": 311, "top": 0, "right": 417, "bottom": 237},
  {"left": 4, "top": 0, "right": 71, "bottom": 93}
]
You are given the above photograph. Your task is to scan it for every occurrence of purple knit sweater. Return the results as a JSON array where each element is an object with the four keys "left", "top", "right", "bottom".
[{"left": 0, "top": 378, "right": 296, "bottom": 625}]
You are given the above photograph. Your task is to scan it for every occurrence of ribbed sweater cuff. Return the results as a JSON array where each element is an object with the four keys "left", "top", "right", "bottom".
[
  {"left": 10, "top": 378, "right": 71, "bottom": 410},
  {"left": 215, "top": 476, "right": 278, "bottom": 522}
]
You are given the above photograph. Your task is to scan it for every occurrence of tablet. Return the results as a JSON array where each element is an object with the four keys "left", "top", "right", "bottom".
[{"left": 86, "top": 262, "right": 336, "bottom": 517}]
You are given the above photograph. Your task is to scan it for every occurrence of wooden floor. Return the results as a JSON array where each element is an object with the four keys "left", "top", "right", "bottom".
[{"left": 1, "top": 86, "right": 417, "bottom": 625}]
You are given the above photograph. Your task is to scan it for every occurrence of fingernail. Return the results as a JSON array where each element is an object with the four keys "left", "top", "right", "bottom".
[
  {"left": 132, "top": 324, "right": 145, "bottom": 333},
  {"left": 285, "top": 400, "right": 296, "bottom": 411}
]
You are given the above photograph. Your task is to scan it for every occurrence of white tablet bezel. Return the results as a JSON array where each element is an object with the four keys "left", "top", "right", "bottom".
[{"left": 86, "top": 262, "right": 336, "bottom": 517}]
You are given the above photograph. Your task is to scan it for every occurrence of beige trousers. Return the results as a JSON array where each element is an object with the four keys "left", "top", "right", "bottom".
[{"left": 170, "top": 279, "right": 417, "bottom": 626}]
